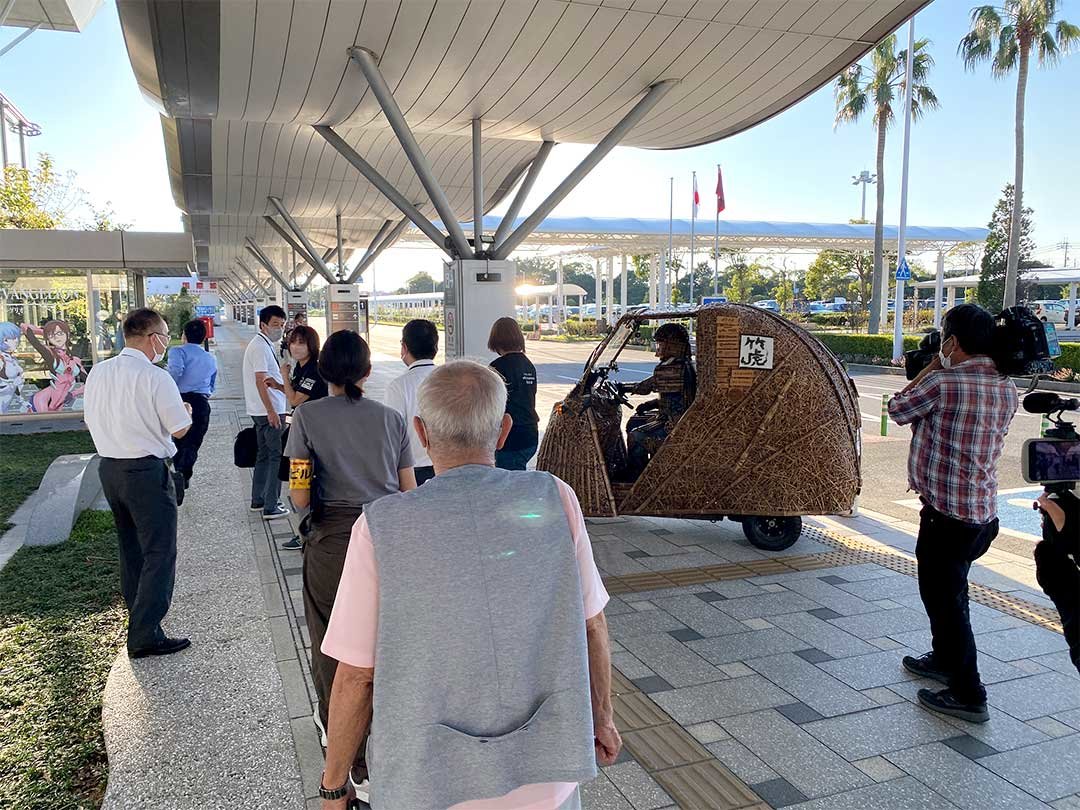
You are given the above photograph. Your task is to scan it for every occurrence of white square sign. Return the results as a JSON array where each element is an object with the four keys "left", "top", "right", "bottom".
[{"left": 739, "top": 335, "right": 774, "bottom": 370}]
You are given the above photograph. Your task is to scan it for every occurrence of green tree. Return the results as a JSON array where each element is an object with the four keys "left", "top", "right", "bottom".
[
  {"left": 976, "top": 184, "right": 1036, "bottom": 310},
  {"left": 804, "top": 251, "right": 857, "bottom": 301},
  {"left": 960, "top": 0, "right": 1079, "bottom": 307},
  {"left": 405, "top": 271, "right": 441, "bottom": 293},
  {"left": 86, "top": 202, "right": 132, "bottom": 231},
  {"left": 772, "top": 275, "right": 795, "bottom": 312},
  {"left": 0, "top": 155, "right": 80, "bottom": 229},
  {"left": 835, "top": 33, "right": 940, "bottom": 334},
  {"left": 724, "top": 260, "right": 767, "bottom": 303}
]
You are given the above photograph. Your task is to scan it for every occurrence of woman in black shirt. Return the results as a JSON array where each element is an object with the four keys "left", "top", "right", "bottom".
[
  {"left": 269, "top": 325, "right": 328, "bottom": 407},
  {"left": 488, "top": 317, "right": 539, "bottom": 470}
]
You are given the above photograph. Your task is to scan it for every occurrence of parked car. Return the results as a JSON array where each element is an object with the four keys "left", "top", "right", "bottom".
[
  {"left": 824, "top": 302, "right": 850, "bottom": 313},
  {"left": 806, "top": 302, "right": 830, "bottom": 315},
  {"left": 753, "top": 299, "right": 780, "bottom": 312},
  {"left": 1029, "top": 301, "right": 1067, "bottom": 324}
]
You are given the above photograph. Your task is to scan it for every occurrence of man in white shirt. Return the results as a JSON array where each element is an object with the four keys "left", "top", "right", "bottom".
[
  {"left": 243, "top": 305, "right": 289, "bottom": 519},
  {"left": 84, "top": 308, "right": 193, "bottom": 659},
  {"left": 382, "top": 319, "right": 438, "bottom": 484}
]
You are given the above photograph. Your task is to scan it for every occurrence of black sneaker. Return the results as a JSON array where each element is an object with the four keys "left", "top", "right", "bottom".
[
  {"left": 917, "top": 687, "right": 989, "bottom": 723},
  {"left": 129, "top": 637, "right": 191, "bottom": 659},
  {"left": 902, "top": 652, "right": 950, "bottom": 684},
  {"left": 262, "top": 503, "right": 291, "bottom": 520},
  {"left": 249, "top": 503, "right": 264, "bottom": 512},
  {"left": 281, "top": 535, "right": 303, "bottom": 551}
]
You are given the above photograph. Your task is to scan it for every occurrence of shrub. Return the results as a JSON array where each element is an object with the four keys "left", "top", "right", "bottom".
[
  {"left": 811, "top": 333, "right": 921, "bottom": 366},
  {"left": 1056, "top": 342, "right": 1080, "bottom": 381},
  {"left": 807, "top": 313, "right": 850, "bottom": 328}
]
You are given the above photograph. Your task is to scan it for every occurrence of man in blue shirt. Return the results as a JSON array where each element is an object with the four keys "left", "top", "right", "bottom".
[{"left": 168, "top": 318, "right": 218, "bottom": 487}]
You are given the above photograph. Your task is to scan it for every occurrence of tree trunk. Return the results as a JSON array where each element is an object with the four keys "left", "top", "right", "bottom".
[
  {"left": 1004, "top": 40, "right": 1030, "bottom": 309},
  {"left": 868, "top": 117, "right": 887, "bottom": 334}
]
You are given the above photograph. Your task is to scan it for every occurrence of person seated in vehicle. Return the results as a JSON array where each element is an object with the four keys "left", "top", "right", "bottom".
[{"left": 619, "top": 323, "right": 697, "bottom": 480}]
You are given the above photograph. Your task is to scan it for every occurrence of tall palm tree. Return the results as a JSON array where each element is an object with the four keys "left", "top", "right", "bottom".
[
  {"left": 959, "top": 1, "right": 1079, "bottom": 308},
  {"left": 835, "top": 33, "right": 939, "bottom": 334}
]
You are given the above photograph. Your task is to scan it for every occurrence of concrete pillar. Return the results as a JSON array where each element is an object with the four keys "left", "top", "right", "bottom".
[
  {"left": 556, "top": 258, "right": 564, "bottom": 332},
  {"left": 606, "top": 256, "right": 616, "bottom": 326},
  {"left": 649, "top": 254, "right": 658, "bottom": 309},
  {"left": 933, "top": 251, "right": 945, "bottom": 329},
  {"left": 1068, "top": 282, "right": 1077, "bottom": 331},
  {"left": 621, "top": 254, "right": 628, "bottom": 318},
  {"left": 594, "top": 258, "right": 601, "bottom": 324},
  {"left": 946, "top": 286, "right": 956, "bottom": 312}
]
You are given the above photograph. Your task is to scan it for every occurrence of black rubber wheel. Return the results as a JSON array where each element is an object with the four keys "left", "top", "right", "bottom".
[{"left": 742, "top": 516, "right": 803, "bottom": 551}]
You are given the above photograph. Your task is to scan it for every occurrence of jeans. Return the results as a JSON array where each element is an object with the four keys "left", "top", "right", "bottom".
[
  {"left": 495, "top": 445, "right": 537, "bottom": 471},
  {"left": 916, "top": 502, "right": 998, "bottom": 703},
  {"left": 173, "top": 393, "right": 211, "bottom": 483},
  {"left": 1035, "top": 539, "right": 1080, "bottom": 674},
  {"left": 252, "top": 415, "right": 285, "bottom": 513},
  {"left": 99, "top": 456, "right": 178, "bottom": 651}
]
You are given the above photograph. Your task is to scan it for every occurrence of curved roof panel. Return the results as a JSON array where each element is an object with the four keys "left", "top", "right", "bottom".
[{"left": 117, "top": 0, "right": 929, "bottom": 278}]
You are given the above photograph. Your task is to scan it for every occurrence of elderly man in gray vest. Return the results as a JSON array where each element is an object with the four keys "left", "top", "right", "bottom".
[{"left": 318, "top": 360, "right": 621, "bottom": 810}]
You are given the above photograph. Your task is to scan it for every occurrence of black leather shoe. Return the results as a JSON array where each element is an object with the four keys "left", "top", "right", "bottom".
[
  {"left": 129, "top": 637, "right": 191, "bottom": 659},
  {"left": 917, "top": 687, "right": 989, "bottom": 723},
  {"left": 902, "top": 652, "right": 950, "bottom": 684}
]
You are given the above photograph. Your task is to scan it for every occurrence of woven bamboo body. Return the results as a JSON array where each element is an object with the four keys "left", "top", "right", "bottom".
[{"left": 537, "top": 304, "right": 862, "bottom": 519}]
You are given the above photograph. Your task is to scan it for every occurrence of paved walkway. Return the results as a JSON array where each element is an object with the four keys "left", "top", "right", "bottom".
[{"left": 103, "top": 321, "right": 1080, "bottom": 810}]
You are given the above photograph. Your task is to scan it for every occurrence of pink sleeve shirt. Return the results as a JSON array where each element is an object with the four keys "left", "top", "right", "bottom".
[{"left": 322, "top": 476, "right": 609, "bottom": 810}]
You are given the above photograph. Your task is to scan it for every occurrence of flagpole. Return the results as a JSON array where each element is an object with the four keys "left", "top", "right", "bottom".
[
  {"left": 892, "top": 17, "right": 916, "bottom": 362},
  {"left": 690, "top": 171, "right": 696, "bottom": 306},
  {"left": 667, "top": 176, "right": 674, "bottom": 308},
  {"left": 714, "top": 164, "right": 720, "bottom": 295}
]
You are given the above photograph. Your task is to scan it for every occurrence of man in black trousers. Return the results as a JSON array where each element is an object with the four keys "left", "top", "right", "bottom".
[
  {"left": 167, "top": 318, "right": 218, "bottom": 486},
  {"left": 84, "top": 308, "right": 193, "bottom": 658}
]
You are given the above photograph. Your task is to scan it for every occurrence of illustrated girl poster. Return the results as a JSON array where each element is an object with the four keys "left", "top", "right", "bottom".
[
  {"left": 22, "top": 320, "right": 86, "bottom": 412},
  {"left": 0, "top": 322, "right": 29, "bottom": 414}
]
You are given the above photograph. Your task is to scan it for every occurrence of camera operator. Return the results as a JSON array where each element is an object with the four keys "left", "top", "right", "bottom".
[
  {"left": 1034, "top": 487, "right": 1079, "bottom": 674},
  {"left": 887, "top": 304, "right": 1018, "bottom": 724}
]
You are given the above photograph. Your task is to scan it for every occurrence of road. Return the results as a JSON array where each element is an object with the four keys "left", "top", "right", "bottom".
[{"left": 367, "top": 323, "right": 1058, "bottom": 557}]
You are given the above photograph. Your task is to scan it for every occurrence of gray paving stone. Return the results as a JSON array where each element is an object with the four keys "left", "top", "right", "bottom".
[
  {"left": 620, "top": 532, "right": 687, "bottom": 557},
  {"left": 1054, "top": 708, "right": 1080, "bottom": 731},
  {"left": 1030, "top": 652, "right": 1080, "bottom": 680},
  {"left": 829, "top": 608, "right": 931, "bottom": 640},
  {"left": 802, "top": 702, "right": 959, "bottom": 760},
  {"left": 619, "top": 632, "right": 724, "bottom": 688},
  {"left": 785, "top": 577, "right": 885, "bottom": 616},
  {"left": 688, "top": 627, "right": 811, "bottom": 665},
  {"left": 717, "top": 662, "right": 755, "bottom": 678},
  {"left": 794, "top": 648, "right": 835, "bottom": 664},
  {"left": 639, "top": 549, "right": 733, "bottom": 572},
  {"left": 749, "top": 564, "right": 900, "bottom": 586},
  {"left": 942, "top": 734, "right": 999, "bottom": 760},
  {"left": 885, "top": 742, "right": 1051, "bottom": 810},
  {"left": 703, "top": 579, "right": 767, "bottom": 599},
  {"left": 650, "top": 675, "right": 794, "bottom": 724},
  {"left": 1050, "top": 797, "right": 1080, "bottom": 810},
  {"left": 685, "top": 721, "right": 730, "bottom": 744},
  {"left": 852, "top": 756, "right": 906, "bottom": 782},
  {"left": 835, "top": 575, "right": 922, "bottom": 601},
  {"left": 580, "top": 771, "right": 635, "bottom": 810},
  {"left": 980, "top": 734, "right": 1080, "bottom": 801},
  {"left": 705, "top": 738, "right": 780, "bottom": 784},
  {"left": 818, "top": 649, "right": 919, "bottom": 690},
  {"left": 632, "top": 675, "right": 674, "bottom": 694},
  {"left": 987, "top": 672, "right": 1080, "bottom": 720},
  {"left": 606, "top": 610, "right": 687, "bottom": 640},
  {"left": 750, "top": 777, "right": 807, "bottom": 808},
  {"left": 770, "top": 611, "right": 879, "bottom": 659},
  {"left": 650, "top": 595, "right": 750, "bottom": 637},
  {"left": 743, "top": 617, "right": 774, "bottom": 630},
  {"left": 603, "top": 761, "right": 672, "bottom": 810},
  {"left": 610, "top": 652, "right": 655, "bottom": 680},
  {"left": 783, "top": 776, "right": 960, "bottom": 810},
  {"left": 775, "top": 702, "right": 825, "bottom": 724},
  {"left": 604, "top": 596, "right": 638, "bottom": 616},
  {"left": 976, "top": 626, "right": 1071, "bottom": 662},
  {"left": 722, "top": 709, "right": 872, "bottom": 798},
  {"left": 714, "top": 591, "right": 820, "bottom": 620},
  {"left": 746, "top": 653, "right": 877, "bottom": 717}
]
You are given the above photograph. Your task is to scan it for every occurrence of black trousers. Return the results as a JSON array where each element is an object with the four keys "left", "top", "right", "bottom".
[
  {"left": 173, "top": 392, "right": 211, "bottom": 483},
  {"left": 1034, "top": 539, "right": 1080, "bottom": 674},
  {"left": 99, "top": 456, "right": 178, "bottom": 651},
  {"left": 916, "top": 502, "right": 998, "bottom": 703}
]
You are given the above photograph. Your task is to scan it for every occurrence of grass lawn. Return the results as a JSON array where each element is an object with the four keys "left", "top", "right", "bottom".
[
  {"left": 0, "top": 510, "right": 124, "bottom": 809},
  {"left": 0, "top": 431, "right": 97, "bottom": 531}
]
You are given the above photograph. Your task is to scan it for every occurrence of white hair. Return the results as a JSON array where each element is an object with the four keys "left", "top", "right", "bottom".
[{"left": 416, "top": 360, "right": 507, "bottom": 452}]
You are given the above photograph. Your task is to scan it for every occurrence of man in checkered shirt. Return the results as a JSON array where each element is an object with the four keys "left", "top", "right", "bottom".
[{"left": 888, "top": 304, "right": 1018, "bottom": 724}]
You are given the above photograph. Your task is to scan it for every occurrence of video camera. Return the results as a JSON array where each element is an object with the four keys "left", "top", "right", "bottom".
[
  {"left": 1021, "top": 392, "right": 1079, "bottom": 493},
  {"left": 903, "top": 305, "right": 1056, "bottom": 381}
]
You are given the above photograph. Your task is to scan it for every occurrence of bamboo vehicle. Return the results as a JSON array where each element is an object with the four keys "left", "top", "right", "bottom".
[{"left": 536, "top": 304, "right": 862, "bottom": 550}]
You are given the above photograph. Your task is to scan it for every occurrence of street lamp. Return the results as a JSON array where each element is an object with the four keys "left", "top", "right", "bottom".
[{"left": 851, "top": 170, "right": 876, "bottom": 222}]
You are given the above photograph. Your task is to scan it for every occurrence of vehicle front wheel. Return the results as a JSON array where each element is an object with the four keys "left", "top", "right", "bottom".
[{"left": 742, "top": 516, "right": 802, "bottom": 551}]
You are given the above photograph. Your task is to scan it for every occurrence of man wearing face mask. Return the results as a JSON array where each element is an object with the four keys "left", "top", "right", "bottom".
[
  {"left": 243, "top": 305, "right": 290, "bottom": 520},
  {"left": 383, "top": 319, "right": 439, "bottom": 484},
  {"left": 85, "top": 308, "right": 193, "bottom": 658},
  {"left": 887, "top": 304, "right": 1018, "bottom": 723}
]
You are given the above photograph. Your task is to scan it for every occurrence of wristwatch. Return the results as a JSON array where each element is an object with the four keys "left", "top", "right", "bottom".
[{"left": 318, "top": 775, "right": 349, "bottom": 800}]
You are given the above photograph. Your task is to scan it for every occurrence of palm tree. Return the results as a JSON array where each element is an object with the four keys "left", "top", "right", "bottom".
[
  {"left": 835, "top": 33, "right": 939, "bottom": 334},
  {"left": 959, "top": 1, "right": 1079, "bottom": 308}
]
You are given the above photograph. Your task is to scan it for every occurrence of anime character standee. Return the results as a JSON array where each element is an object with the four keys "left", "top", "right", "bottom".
[
  {"left": 22, "top": 320, "right": 86, "bottom": 412},
  {"left": 0, "top": 322, "right": 28, "bottom": 413}
]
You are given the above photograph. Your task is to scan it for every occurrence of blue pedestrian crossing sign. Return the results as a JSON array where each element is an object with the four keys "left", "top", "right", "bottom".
[{"left": 895, "top": 258, "right": 912, "bottom": 281}]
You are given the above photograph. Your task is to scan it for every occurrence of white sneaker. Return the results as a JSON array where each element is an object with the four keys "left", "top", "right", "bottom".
[
  {"left": 312, "top": 712, "right": 327, "bottom": 747},
  {"left": 350, "top": 775, "right": 370, "bottom": 804}
]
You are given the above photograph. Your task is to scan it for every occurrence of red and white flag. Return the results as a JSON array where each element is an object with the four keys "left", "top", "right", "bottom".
[
  {"left": 692, "top": 172, "right": 700, "bottom": 217},
  {"left": 716, "top": 166, "right": 726, "bottom": 214}
]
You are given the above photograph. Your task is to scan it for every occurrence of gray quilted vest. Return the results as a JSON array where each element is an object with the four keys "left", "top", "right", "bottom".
[{"left": 363, "top": 464, "right": 598, "bottom": 810}]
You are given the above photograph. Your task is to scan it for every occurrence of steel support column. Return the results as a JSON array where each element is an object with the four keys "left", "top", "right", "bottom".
[
  {"left": 236, "top": 258, "right": 271, "bottom": 298},
  {"left": 267, "top": 197, "right": 337, "bottom": 284},
  {"left": 244, "top": 238, "right": 292, "bottom": 290},
  {"left": 348, "top": 47, "right": 473, "bottom": 258},
  {"left": 493, "top": 141, "right": 554, "bottom": 248},
  {"left": 0, "top": 22, "right": 41, "bottom": 59},
  {"left": 313, "top": 125, "right": 450, "bottom": 254},
  {"left": 348, "top": 216, "right": 409, "bottom": 284},
  {"left": 472, "top": 118, "right": 483, "bottom": 253},
  {"left": 335, "top": 211, "right": 344, "bottom": 280},
  {"left": 493, "top": 80, "right": 678, "bottom": 259}
]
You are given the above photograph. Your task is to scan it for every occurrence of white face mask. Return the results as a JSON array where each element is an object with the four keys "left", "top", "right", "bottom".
[
  {"left": 152, "top": 333, "right": 167, "bottom": 364},
  {"left": 938, "top": 337, "right": 954, "bottom": 370},
  {"left": 266, "top": 326, "right": 284, "bottom": 342}
]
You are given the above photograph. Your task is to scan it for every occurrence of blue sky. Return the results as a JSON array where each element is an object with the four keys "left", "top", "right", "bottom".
[{"left": 3, "top": 0, "right": 1078, "bottom": 288}]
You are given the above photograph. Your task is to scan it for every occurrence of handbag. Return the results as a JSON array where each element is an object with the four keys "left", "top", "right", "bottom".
[{"left": 234, "top": 427, "right": 257, "bottom": 468}]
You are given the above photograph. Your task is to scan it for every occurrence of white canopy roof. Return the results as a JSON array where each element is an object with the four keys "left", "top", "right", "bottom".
[
  {"left": 117, "top": 0, "right": 930, "bottom": 279},
  {"left": 515, "top": 283, "right": 589, "bottom": 298},
  {"left": 2, "top": 0, "right": 101, "bottom": 31},
  {"left": 914, "top": 268, "right": 1080, "bottom": 289}
]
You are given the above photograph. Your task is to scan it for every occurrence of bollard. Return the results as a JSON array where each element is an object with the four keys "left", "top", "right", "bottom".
[{"left": 880, "top": 393, "right": 889, "bottom": 437}]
